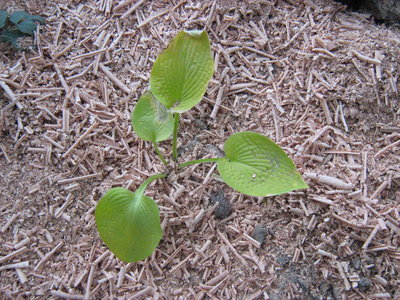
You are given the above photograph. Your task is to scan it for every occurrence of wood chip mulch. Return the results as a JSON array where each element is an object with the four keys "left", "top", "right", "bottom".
[{"left": 0, "top": 0, "right": 399, "bottom": 299}]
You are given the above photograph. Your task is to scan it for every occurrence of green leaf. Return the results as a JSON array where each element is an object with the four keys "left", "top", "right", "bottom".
[
  {"left": 9, "top": 11, "right": 29, "bottom": 24},
  {"left": 95, "top": 174, "right": 165, "bottom": 262},
  {"left": 27, "top": 14, "right": 45, "bottom": 25},
  {"left": 16, "top": 20, "right": 37, "bottom": 35},
  {"left": 150, "top": 30, "right": 214, "bottom": 113},
  {"left": 217, "top": 132, "right": 308, "bottom": 197},
  {"left": 0, "top": 29, "right": 26, "bottom": 48},
  {"left": 9, "top": 11, "right": 44, "bottom": 35},
  {"left": 131, "top": 91, "right": 174, "bottom": 143},
  {"left": 0, "top": 11, "right": 8, "bottom": 29}
]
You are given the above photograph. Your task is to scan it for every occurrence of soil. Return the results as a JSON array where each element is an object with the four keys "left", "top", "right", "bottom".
[{"left": 1, "top": 0, "right": 399, "bottom": 299}]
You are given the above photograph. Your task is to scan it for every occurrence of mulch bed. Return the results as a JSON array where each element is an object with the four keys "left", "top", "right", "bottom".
[{"left": 1, "top": 0, "right": 399, "bottom": 298}]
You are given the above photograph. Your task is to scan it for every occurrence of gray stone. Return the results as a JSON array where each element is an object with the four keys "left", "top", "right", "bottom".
[
  {"left": 337, "top": 0, "right": 400, "bottom": 23},
  {"left": 365, "top": 0, "right": 400, "bottom": 23},
  {"left": 252, "top": 225, "right": 268, "bottom": 245},
  {"left": 210, "top": 191, "right": 231, "bottom": 219},
  {"left": 359, "top": 277, "right": 372, "bottom": 291}
]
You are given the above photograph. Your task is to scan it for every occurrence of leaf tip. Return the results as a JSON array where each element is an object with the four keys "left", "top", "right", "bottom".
[{"left": 184, "top": 29, "right": 204, "bottom": 38}]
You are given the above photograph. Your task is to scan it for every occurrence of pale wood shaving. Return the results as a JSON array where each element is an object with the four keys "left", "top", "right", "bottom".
[
  {"left": 34, "top": 242, "right": 64, "bottom": 272},
  {"left": 351, "top": 49, "right": 382, "bottom": 65},
  {"left": 0, "top": 80, "right": 23, "bottom": 110},
  {"left": 0, "top": 261, "right": 29, "bottom": 271},
  {"left": 305, "top": 172, "right": 354, "bottom": 190},
  {"left": 98, "top": 63, "right": 131, "bottom": 94},
  {"left": 217, "top": 230, "right": 248, "bottom": 267},
  {"left": 1, "top": 1, "right": 399, "bottom": 298},
  {"left": 15, "top": 268, "right": 28, "bottom": 284},
  {"left": 1, "top": 212, "right": 20, "bottom": 233},
  {"left": 374, "top": 137, "right": 400, "bottom": 158},
  {"left": 50, "top": 291, "right": 85, "bottom": 300},
  {"left": 62, "top": 122, "right": 99, "bottom": 158},
  {"left": 336, "top": 261, "right": 351, "bottom": 291},
  {"left": 0, "top": 247, "right": 27, "bottom": 264}
]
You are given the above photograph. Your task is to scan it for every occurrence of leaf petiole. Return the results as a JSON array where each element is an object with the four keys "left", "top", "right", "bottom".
[
  {"left": 172, "top": 113, "right": 179, "bottom": 161},
  {"left": 178, "top": 157, "right": 221, "bottom": 168},
  {"left": 153, "top": 142, "right": 168, "bottom": 166},
  {"left": 136, "top": 173, "right": 167, "bottom": 198}
]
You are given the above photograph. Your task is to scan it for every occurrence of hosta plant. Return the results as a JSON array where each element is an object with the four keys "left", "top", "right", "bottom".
[
  {"left": 0, "top": 10, "right": 44, "bottom": 49},
  {"left": 95, "top": 30, "right": 308, "bottom": 263}
]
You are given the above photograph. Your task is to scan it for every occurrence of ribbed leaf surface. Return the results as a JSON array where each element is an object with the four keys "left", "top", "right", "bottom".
[
  {"left": 217, "top": 132, "right": 308, "bottom": 196},
  {"left": 95, "top": 187, "right": 162, "bottom": 262},
  {"left": 131, "top": 91, "right": 174, "bottom": 142},
  {"left": 150, "top": 30, "right": 214, "bottom": 113}
]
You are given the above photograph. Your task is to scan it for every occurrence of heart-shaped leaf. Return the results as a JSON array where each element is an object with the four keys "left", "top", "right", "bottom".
[
  {"left": 95, "top": 174, "right": 165, "bottom": 262},
  {"left": 217, "top": 132, "right": 308, "bottom": 196},
  {"left": 150, "top": 30, "right": 214, "bottom": 113},
  {"left": 16, "top": 20, "right": 37, "bottom": 35},
  {"left": 9, "top": 11, "right": 29, "bottom": 24},
  {"left": 0, "top": 11, "right": 8, "bottom": 29},
  {"left": 26, "top": 14, "right": 45, "bottom": 25},
  {"left": 131, "top": 90, "right": 174, "bottom": 143}
]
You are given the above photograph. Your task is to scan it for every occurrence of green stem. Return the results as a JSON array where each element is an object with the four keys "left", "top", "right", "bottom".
[
  {"left": 178, "top": 157, "right": 221, "bottom": 168},
  {"left": 136, "top": 173, "right": 167, "bottom": 198},
  {"left": 172, "top": 113, "right": 179, "bottom": 161},
  {"left": 153, "top": 142, "right": 168, "bottom": 166}
]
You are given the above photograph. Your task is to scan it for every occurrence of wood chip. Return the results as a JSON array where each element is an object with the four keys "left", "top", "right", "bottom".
[
  {"left": 1, "top": 213, "right": 20, "bottom": 233},
  {"left": 351, "top": 50, "right": 382, "bottom": 65},
  {"left": 62, "top": 122, "right": 99, "bottom": 158},
  {"left": 2, "top": 1, "right": 400, "bottom": 298},
  {"left": 0, "top": 247, "right": 27, "bottom": 264},
  {"left": 57, "top": 173, "right": 102, "bottom": 184},
  {"left": 305, "top": 172, "right": 354, "bottom": 190},
  {"left": 34, "top": 242, "right": 64, "bottom": 271},
  {"left": 99, "top": 63, "right": 131, "bottom": 94},
  {"left": 374, "top": 138, "right": 400, "bottom": 158},
  {"left": 0, "top": 261, "right": 29, "bottom": 271},
  {"left": 337, "top": 261, "right": 351, "bottom": 291}
]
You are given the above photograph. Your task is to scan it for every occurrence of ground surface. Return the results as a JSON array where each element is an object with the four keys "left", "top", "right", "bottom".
[{"left": 0, "top": 0, "right": 399, "bottom": 299}]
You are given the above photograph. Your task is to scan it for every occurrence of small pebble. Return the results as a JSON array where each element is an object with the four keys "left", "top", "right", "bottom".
[
  {"left": 268, "top": 293, "right": 280, "bottom": 300},
  {"left": 358, "top": 277, "right": 371, "bottom": 292},
  {"left": 193, "top": 119, "right": 208, "bottom": 130},
  {"left": 351, "top": 257, "right": 362, "bottom": 270},
  {"left": 276, "top": 256, "right": 290, "bottom": 268},
  {"left": 210, "top": 191, "right": 231, "bottom": 219},
  {"left": 252, "top": 225, "right": 268, "bottom": 245},
  {"left": 177, "top": 139, "right": 200, "bottom": 156}
]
